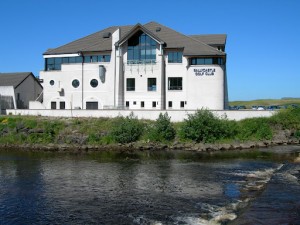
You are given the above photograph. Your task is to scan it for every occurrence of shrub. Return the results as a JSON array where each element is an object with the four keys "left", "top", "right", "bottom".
[
  {"left": 180, "top": 109, "right": 236, "bottom": 143},
  {"left": 237, "top": 118, "right": 273, "bottom": 140},
  {"left": 111, "top": 113, "right": 144, "bottom": 143},
  {"left": 148, "top": 113, "right": 176, "bottom": 141},
  {"left": 270, "top": 108, "right": 300, "bottom": 130}
]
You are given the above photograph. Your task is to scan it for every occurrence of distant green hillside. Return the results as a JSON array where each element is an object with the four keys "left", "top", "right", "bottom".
[{"left": 229, "top": 98, "right": 300, "bottom": 109}]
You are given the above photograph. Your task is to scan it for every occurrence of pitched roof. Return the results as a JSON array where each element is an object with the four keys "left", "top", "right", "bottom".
[
  {"left": 44, "top": 25, "right": 133, "bottom": 55},
  {"left": 143, "top": 22, "right": 225, "bottom": 56},
  {"left": 189, "top": 34, "right": 227, "bottom": 46},
  {"left": 44, "top": 21, "right": 226, "bottom": 56},
  {"left": 0, "top": 72, "right": 41, "bottom": 88}
]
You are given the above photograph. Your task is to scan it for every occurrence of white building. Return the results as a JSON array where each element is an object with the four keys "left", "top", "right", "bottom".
[{"left": 39, "top": 22, "right": 228, "bottom": 110}]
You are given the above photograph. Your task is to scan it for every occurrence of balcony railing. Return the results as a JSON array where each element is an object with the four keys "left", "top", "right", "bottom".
[{"left": 124, "top": 60, "right": 159, "bottom": 73}]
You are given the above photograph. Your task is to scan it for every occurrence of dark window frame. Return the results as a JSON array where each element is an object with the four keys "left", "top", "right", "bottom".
[
  {"left": 147, "top": 78, "right": 157, "bottom": 91},
  {"left": 126, "top": 78, "right": 135, "bottom": 91},
  {"left": 168, "top": 51, "right": 183, "bottom": 63},
  {"left": 86, "top": 101, "right": 98, "bottom": 110},
  {"left": 168, "top": 77, "right": 182, "bottom": 90},
  {"left": 51, "top": 101, "right": 56, "bottom": 109},
  {"left": 60, "top": 101, "right": 65, "bottom": 109}
]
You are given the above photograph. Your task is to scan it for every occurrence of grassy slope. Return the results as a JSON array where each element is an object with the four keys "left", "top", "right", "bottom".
[{"left": 229, "top": 98, "right": 300, "bottom": 109}]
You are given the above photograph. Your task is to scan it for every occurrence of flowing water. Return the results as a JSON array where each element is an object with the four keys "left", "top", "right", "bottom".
[{"left": 0, "top": 146, "right": 299, "bottom": 225}]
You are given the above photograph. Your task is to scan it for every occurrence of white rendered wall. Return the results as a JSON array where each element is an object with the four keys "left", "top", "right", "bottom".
[
  {"left": 187, "top": 65, "right": 225, "bottom": 110},
  {"left": 165, "top": 56, "right": 188, "bottom": 110},
  {"left": 7, "top": 109, "right": 275, "bottom": 122},
  {"left": 40, "top": 61, "right": 115, "bottom": 110},
  {"left": 0, "top": 86, "right": 16, "bottom": 108}
]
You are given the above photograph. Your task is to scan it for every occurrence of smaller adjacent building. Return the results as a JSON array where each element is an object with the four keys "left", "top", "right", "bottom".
[{"left": 0, "top": 72, "right": 43, "bottom": 113}]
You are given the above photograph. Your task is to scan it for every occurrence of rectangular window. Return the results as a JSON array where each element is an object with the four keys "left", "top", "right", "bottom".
[
  {"left": 168, "top": 51, "right": 183, "bottom": 63},
  {"left": 152, "top": 101, "right": 156, "bottom": 108},
  {"left": 126, "top": 101, "right": 129, "bottom": 108},
  {"left": 126, "top": 78, "right": 135, "bottom": 91},
  {"left": 141, "top": 101, "right": 144, "bottom": 108},
  {"left": 92, "top": 56, "right": 98, "bottom": 62},
  {"left": 62, "top": 57, "right": 69, "bottom": 64},
  {"left": 75, "top": 56, "right": 83, "bottom": 63},
  {"left": 68, "top": 57, "right": 76, "bottom": 63},
  {"left": 147, "top": 78, "right": 157, "bottom": 91},
  {"left": 168, "top": 101, "right": 172, "bottom": 108},
  {"left": 86, "top": 102, "right": 98, "bottom": 110},
  {"left": 168, "top": 77, "right": 182, "bottom": 90},
  {"left": 180, "top": 101, "right": 185, "bottom": 108},
  {"left": 104, "top": 55, "right": 111, "bottom": 62},
  {"left": 60, "top": 101, "right": 65, "bottom": 109},
  {"left": 51, "top": 101, "right": 56, "bottom": 109},
  {"left": 84, "top": 56, "right": 91, "bottom": 63},
  {"left": 133, "top": 101, "right": 136, "bottom": 105},
  {"left": 190, "top": 57, "right": 223, "bottom": 65}
]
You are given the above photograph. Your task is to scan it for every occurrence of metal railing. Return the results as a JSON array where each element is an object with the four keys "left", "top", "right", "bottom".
[{"left": 124, "top": 60, "right": 159, "bottom": 73}]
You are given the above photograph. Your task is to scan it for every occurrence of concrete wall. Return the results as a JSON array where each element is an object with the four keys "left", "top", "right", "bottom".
[{"left": 6, "top": 108, "right": 275, "bottom": 122}]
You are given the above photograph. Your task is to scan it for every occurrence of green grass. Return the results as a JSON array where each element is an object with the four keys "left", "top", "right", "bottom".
[
  {"left": 1, "top": 108, "right": 300, "bottom": 146},
  {"left": 229, "top": 98, "right": 300, "bottom": 109}
]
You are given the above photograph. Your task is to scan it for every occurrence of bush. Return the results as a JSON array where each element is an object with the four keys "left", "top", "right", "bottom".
[
  {"left": 180, "top": 109, "right": 237, "bottom": 143},
  {"left": 270, "top": 108, "right": 300, "bottom": 130},
  {"left": 148, "top": 113, "right": 176, "bottom": 141},
  {"left": 237, "top": 118, "right": 273, "bottom": 140},
  {"left": 111, "top": 113, "right": 144, "bottom": 143}
]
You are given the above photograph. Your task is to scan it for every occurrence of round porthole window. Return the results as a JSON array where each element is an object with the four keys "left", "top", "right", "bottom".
[
  {"left": 90, "top": 79, "right": 98, "bottom": 88},
  {"left": 50, "top": 80, "right": 55, "bottom": 86},
  {"left": 72, "top": 79, "right": 80, "bottom": 88}
]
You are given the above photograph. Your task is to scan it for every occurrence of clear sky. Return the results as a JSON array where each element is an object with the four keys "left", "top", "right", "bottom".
[{"left": 0, "top": 0, "right": 299, "bottom": 101}]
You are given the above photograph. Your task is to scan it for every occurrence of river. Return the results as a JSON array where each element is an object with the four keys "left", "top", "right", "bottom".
[{"left": 0, "top": 146, "right": 299, "bottom": 225}]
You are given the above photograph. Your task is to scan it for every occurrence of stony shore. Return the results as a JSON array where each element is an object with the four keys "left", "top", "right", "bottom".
[{"left": 0, "top": 137, "right": 299, "bottom": 153}]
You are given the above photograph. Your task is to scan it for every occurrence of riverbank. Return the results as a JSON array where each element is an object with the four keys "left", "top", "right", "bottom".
[
  {"left": 0, "top": 137, "right": 299, "bottom": 153},
  {"left": 0, "top": 108, "right": 300, "bottom": 153}
]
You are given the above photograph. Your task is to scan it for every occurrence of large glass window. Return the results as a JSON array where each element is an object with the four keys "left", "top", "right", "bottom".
[
  {"left": 84, "top": 55, "right": 111, "bottom": 63},
  {"left": 126, "top": 78, "right": 135, "bottom": 91},
  {"left": 190, "top": 57, "right": 224, "bottom": 65},
  {"left": 127, "top": 31, "right": 156, "bottom": 64},
  {"left": 168, "top": 51, "right": 183, "bottom": 63},
  {"left": 45, "top": 56, "right": 84, "bottom": 71},
  {"left": 168, "top": 77, "right": 182, "bottom": 90},
  {"left": 147, "top": 78, "right": 157, "bottom": 91}
]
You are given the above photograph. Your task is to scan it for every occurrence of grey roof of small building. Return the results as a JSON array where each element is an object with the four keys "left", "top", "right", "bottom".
[
  {"left": 0, "top": 72, "right": 40, "bottom": 88},
  {"left": 189, "top": 34, "right": 227, "bottom": 46},
  {"left": 44, "top": 21, "right": 226, "bottom": 56}
]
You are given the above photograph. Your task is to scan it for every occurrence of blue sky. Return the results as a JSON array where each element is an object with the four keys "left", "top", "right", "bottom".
[{"left": 0, "top": 0, "right": 299, "bottom": 101}]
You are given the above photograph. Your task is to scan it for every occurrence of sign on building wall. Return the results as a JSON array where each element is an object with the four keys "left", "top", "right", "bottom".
[{"left": 194, "top": 68, "right": 215, "bottom": 76}]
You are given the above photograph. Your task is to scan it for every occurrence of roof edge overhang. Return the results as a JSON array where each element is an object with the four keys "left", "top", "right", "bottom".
[
  {"left": 43, "top": 53, "right": 81, "bottom": 58},
  {"left": 115, "top": 23, "right": 165, "bottom": 47}
]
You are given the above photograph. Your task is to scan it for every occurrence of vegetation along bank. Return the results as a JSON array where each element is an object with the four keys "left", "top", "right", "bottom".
[{"left": 0, "top": 108, "right": 300, "bottom": 152}]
